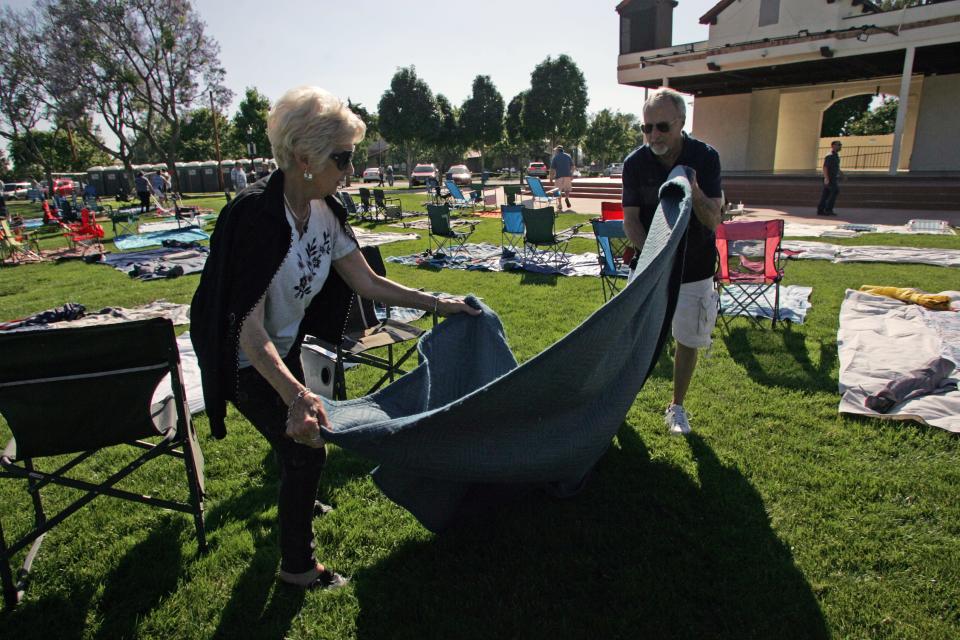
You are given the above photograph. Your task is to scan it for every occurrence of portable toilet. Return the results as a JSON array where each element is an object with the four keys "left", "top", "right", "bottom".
[
  {"left": 86, "top": 166, "right": 105, "bottom": 197},
  {"left": 101, "top": 165, "right": 125, "bottom": 196},
  {"left": 182, "top": 162, "right": 203, "bottom": 193},
  {"left": 200, "top": 160, "right": 220, "bottom": 192},
  {"left": 175, "top": 163, "right": 191, "bottom": 193}
]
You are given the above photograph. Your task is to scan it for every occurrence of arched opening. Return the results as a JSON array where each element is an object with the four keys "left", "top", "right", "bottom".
[{"left": 818, "top": 94, "right": 900, "bottom": 170}]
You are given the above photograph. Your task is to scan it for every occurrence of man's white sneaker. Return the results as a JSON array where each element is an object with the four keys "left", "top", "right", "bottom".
[{"left": 665, "top": 404, "right": 691, "bottom": 435}]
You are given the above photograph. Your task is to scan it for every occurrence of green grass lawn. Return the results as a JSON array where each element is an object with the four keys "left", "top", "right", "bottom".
[{"left": 0, "top": 194, "right": 958, "bottom": 639}]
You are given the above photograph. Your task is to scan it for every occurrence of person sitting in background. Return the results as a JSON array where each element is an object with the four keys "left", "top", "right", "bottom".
[{"left": 190, "top": 85, "right": 481, "bottom": 591}]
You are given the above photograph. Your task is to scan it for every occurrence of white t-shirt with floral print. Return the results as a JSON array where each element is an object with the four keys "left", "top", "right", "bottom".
[{"left": 238, "top": 199, "right": 357, "bottom": 368}]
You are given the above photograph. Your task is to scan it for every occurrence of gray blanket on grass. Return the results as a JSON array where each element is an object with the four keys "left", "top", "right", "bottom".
[{"left": 319, "top": 167, "right": 693, "bottom": 531}]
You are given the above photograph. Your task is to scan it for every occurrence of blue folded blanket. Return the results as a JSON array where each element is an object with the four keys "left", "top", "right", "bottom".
[
  {"left": 113, "top": 228, "right": 209, "bottom": 250},
  {"left": 320, "top": 168, "right": 693, "bottom": 531}
]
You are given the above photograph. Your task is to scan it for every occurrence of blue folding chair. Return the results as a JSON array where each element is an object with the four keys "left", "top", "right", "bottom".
[
  {"left": 443, "top": 180, "right": 476, "bottom": 212},
  {"left": 500, "top": 204, "right": 525, "bottom": 257},
  {"left": 590, "top": 218, "right": 630, "bottom": 301},
  {"left": 525, "top": 176, "right": 561, "bottom": 210}
]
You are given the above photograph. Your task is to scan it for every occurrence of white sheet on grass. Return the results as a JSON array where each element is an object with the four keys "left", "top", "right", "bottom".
[
  {"left": 719, "top": 284, "right": 812, "bottom": 323},
  {"left": 152, "top": 331, "right": 204, "bottom": 415},
  {"left": 783, "top": 241, "right": 960, "bottom": 267},
  {"left": 837, "top": 289, "right": 960, "bottom": 433}
]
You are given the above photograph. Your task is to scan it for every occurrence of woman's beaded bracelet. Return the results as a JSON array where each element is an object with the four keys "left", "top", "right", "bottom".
[{"left": 286, "top": 388, "right": 312, "bottom": 420}]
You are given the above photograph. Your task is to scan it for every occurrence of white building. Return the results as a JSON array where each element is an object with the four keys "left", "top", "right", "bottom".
[{"left": 616, "top": 0, "right": 960, "bottom": 175}]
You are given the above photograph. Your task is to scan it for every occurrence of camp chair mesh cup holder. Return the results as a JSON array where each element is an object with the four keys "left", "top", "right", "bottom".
[
  {"left": 302, "top": 245, "right": 433, "bottom": 401},
  {"left": 426, "top": 204, "right": 476, "bottom": 257},
  {"left": 714, "top": 218, "right": 787, "bottom": 328},
  {"left": 0, "top": 318, "right": 207, "bottom": 609},
  {"left": 520, "top": 206, "right": 583, "bottom": 268}
]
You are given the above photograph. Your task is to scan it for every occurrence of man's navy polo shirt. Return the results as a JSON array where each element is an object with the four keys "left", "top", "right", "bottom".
[
  {"left": 551, "top": 152, "right": 574, "bottom": 178},
  {"left": 622, "top": 133, "right": 722, "bottom": 283}
]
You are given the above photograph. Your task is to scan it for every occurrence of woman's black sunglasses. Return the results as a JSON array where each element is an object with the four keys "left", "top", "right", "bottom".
[
  {"left": 640, "top": 120, "right": 677, "bottom": 135},
  {"left": 329, "top": 150, "right": 354, "bottom": 171}
]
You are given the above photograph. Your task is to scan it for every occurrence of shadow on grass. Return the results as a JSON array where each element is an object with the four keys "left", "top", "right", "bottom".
[
  {"left": 722, "top": 324, "right": 837, "bottom": 392},
  {"left": 519, "top": 271, "right": 559, "bottom": 287},
  {"left": 351, "top": 425, "right": 828, "bottom": 640},
  {"left": 91, "top": 518, "right": 186, "bottom": 640}
]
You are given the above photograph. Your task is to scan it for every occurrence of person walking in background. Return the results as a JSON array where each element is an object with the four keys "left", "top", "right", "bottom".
[
  {"left": 817, "top": 141, "right": 842, "bottom": 216},
  {"left": 386, "top": 165, "right": 394, "bottom": 187},
  {"left": 231, "top": 161, "right": 248, "bottom": 193},
  {"left": 549, "top": 145, "right": 575, "bottom": 212},
  {"left": 622, "top": 88, "right": 723, "bottom": 436},
  {"left": 151, "top": 171, "right": 168, "bottom": 205},
  {"left": 134, "top": 171, "right": 151, "bottom": 214}
]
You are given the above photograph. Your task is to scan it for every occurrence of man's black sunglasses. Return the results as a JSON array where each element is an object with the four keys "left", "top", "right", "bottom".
[
  {"left": 640, "top": 120, "right": 678, "bottom": 135},
  {"left": 329, "top": 150, "right": 354, "bottom": 171}
]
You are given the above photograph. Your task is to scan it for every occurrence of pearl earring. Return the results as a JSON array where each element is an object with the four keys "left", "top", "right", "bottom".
[{"left": 303, "top": 169, "right": 313, "bottom": 181}]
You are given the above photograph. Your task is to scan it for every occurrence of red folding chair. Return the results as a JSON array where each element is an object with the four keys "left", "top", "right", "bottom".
[
  {"left": 600, "top": 201, "right": 623, "bottom": 221},
  {"left": 714, "top": 219, "right": 786, "bottom": 328},
  {"left": 63, "top": 207, "right": 105, "bottom": 254}
]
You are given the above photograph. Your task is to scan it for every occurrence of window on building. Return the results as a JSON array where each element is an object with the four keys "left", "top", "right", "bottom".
[{"left": 759, "top": 0, "right": 780, "bottom": 27}]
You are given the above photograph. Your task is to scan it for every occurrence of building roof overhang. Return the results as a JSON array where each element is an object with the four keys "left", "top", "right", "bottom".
[
  {"left": 621, "top": 41, "right": 960, "bottom": 96},
  {"left": 699, "top": 0, "right": 880, "bottom": 25}
]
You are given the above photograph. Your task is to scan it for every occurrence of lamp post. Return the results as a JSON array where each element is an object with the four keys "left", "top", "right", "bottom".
[{"left": 246, "top": 126, "right": 257, "bottom": 182}]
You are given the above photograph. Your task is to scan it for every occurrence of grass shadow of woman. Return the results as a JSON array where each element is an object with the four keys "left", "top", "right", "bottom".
[{"left": 350, "top": 424, "right": 828, "bottom": 640}]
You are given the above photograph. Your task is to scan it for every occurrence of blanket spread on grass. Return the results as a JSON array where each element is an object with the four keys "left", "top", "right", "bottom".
[
  {"left": 781, "top": 241, "right": 960, "bottom": 267},
  {"left": 388, "top": 243, "right": 604, "bottom": 277},
  {"left": 719, "top": 285, "right": 813, "bottom": 324},
  {"left": 838, "top": 289, "right": 960, "bottom": 433},
  {"left": 317, "top": 167, "right": 692, "bottom": 531},
  {"left": 113, "top": 227, "right": 210, "bottom": 250}
]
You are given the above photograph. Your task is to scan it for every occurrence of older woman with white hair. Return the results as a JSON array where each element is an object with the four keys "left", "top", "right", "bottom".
[{"left": 191, "top": 86, "right": 479, "bottom": 590}]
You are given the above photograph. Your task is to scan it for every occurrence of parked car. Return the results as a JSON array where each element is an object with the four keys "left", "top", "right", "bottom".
[
  {"left": 526, "top": 161, "right": 548, "bottom": 178},
  {"left": 447, "top": 164, "right": 472, "bottom": 186},
  {"left": 604, "top": 163, "right": 624, "bottom": 178},
  {"left": 409, "top": 163, "right": 438, "bottom": 186},
  {"left": 2, "top": 182, "right": 31, "bottom": 199},
  {"left": 362, "top": 167, "right": 382, "bottom": 183},
  {"left": 53, "top": 178, "right": 76, "bottom": 196}
]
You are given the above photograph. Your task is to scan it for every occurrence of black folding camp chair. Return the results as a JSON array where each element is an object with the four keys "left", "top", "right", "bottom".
[
  {"left": 521, "top": 206, "right": 583, "bottom": 268},
  {"left": 373, "top": 189, "right": 404, "bottom": 223},
  {"left": 0, "top": 318, "right": 207, "bottom": 609},
  {"left": 306, "top": 246, "right": 431, "bottom": 400},
  {"left": 357, "top": 188, "right": 377, "bottom": 221},
  {"left": 427, "top": 204, "right": 476, "bottom": 257}
]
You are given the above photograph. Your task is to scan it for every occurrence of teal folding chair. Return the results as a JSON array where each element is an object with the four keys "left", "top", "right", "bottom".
[
  {"left": 427, "top": 204, "right": 476, "bottom": 256},
  {"left": 443, "top": 180, "right": 476, "bottom": 212},
  {"left": 525, "top": 176, "right": 561, "bottom": 210},
  {"left": 500, "top": 204, "right": 525, "bottom": 257},
  {"left": 590, "top": 218, "right": 630, "bottom": 301}
]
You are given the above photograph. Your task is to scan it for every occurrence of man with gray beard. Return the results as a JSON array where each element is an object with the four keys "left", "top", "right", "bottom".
[{"left": 621, "top": 88, "right": 723, "bottom": 436}]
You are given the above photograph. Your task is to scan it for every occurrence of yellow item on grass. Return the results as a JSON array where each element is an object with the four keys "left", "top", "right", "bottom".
[{"left": 859, "top": 285, "right": 953, "bottom": 311}]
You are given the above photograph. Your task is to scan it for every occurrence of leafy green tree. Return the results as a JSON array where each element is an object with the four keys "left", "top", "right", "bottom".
[
  {"left": 820, "top": 95, "right": 872, "bottom": 137},
  {"left": 42, "top": 0, "right": 232, "bottom": 192},
  {"left": 9, "top": 128, "right": 111, "bottom": 176},
  {"left": 179, "top": 107, "right": 241, "bottom": 161},
  {"left": 431, "top": 94, "right": 467, "bottom": 172},
  {"left": 0, "top": 5, "right": 59, "bottom": 187},
  {"left": 459, "top": 75, "right": 504, "bottom": 174},
  {"left": 521, "top": 55, "right": 589, "bottom": 150},
  {"left": 232, "top": 87, "right": 272, "bottom": 159},
  {"left": 583, "top": 109, "right": 641, "bottom": 169},
  {"left": 378, "top": 66, "right": 440, "bottom": 179},
  {"left": 346, "top": 99, "right": 378, "bottom": 175},
  {"left": 843, "top": 96, "right": 899, "bottom": 136}
]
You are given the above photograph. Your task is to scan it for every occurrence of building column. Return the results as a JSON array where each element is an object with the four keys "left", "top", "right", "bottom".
[{"left": 889, "top": 46, "right": 915, "bottom": 175}]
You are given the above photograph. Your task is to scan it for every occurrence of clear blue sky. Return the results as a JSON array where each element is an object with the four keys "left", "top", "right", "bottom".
[{"left": 10, "top": 0, "right": 713, "bottom": 119}]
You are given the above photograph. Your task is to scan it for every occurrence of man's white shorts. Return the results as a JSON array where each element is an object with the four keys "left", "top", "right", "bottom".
[
  {"left": 554, "top": 176, "right": 573, "bottom": 195},
  {"left": 672, "top": 276, "right": 719, "bottom": 349}
]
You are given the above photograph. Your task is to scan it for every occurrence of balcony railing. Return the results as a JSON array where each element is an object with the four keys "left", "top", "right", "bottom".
[{"left": 816, "top": 145, "right": 892, "bottom": 170}]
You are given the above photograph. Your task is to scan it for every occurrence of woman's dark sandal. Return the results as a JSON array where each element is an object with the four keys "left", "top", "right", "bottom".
[{"left": 279, "top": 565, "right": 349, "bottom": 590}]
